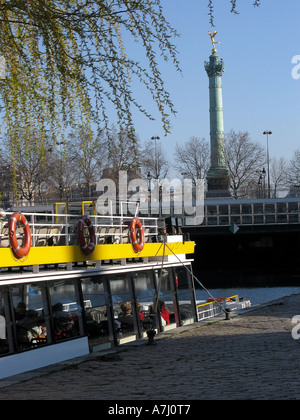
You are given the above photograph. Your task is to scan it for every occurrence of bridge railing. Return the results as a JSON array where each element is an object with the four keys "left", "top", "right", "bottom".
[{"left": 194, "top": 198, "right": 300, "bottom": 227}]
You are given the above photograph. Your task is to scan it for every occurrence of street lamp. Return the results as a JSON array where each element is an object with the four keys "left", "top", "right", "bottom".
[
  {"left": 257, "top": 168, "right": 266, "bottom": 198},
  {"left": 263, "top": 131, "right": 272, "bottom": 198},
  {"left": 147, "top": 172, "right": 152, "bottom": 216},
  {"left": 151, "top": 135, "right": 160, "bottom": 179},
  {"left": 147, "top": 171, "right": 152, "bottom": 191}
]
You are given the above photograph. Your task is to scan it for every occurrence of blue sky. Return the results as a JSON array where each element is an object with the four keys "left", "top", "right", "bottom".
[{"left": 130, "top": 0, "right": 300, "bottom": 170}]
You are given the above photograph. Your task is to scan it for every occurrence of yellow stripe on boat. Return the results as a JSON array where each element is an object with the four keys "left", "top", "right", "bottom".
[{"left": 0, "top": 241, "right": 195, "bottom": 268}]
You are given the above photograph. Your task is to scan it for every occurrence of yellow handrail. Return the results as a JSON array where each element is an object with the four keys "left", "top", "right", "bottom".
[{"left": 197, "top": 295, "right": 239, "bottom": 308}]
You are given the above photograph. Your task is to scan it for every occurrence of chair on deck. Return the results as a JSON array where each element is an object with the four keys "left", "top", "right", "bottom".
[{"left": 36, "top": 226, "right": 49, "bottom": 247}]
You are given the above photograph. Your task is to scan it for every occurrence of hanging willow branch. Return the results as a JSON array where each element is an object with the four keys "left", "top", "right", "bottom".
[
  {"left": 208, "top": 0, "right": 261, "bottom": 26},
  {"left": 0, "top": 0, "right": 181, "bottom": 162},
  {"left": 0, "top": 0, "right": 262, "bottom": 167}
]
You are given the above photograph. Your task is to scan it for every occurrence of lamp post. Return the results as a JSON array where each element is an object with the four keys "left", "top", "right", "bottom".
[
  {"left": 151, "top": 136, "right": 160, "bottom": 179},
  {"left": 257, "top": 168, "right": 266, "bottom": 198},
  {"left": 147, "top": 171, "right": 152, "bottom": 191},
  {"left": 147, "top": 172, "right": 152, "bottom": 216},
  {"left": 263, "top": 131, "right": 272, "bottom": 198}
]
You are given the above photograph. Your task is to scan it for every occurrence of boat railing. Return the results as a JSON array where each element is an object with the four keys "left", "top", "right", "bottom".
[
  {"left": 0, "top": 211, "right": 159, "bottom": 248},
  {"left": 196, "top": 295, "right": 239, "bottom": 321}
]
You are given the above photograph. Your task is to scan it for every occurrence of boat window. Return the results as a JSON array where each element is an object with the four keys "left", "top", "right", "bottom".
[
  {"left": 174, "top": 266, "right": 196, "bottom": 325},
  {"left": 109, "top": 274, "right": 137, "bottom": 344},
  {"left": 11, "top": 283, "right": 49, "bottom": 350},
  {"left": 0, "top": 287, "right": 10, "bottom": 355},
  {"left": 80, "top": 277, "right": 111, "bottom": 350},
  {"left": 133, "top": 271, "right": 157, "bottom": 333},
  {"left": 154, "top": 268, "right": 177, "bottom": 329},
  {"left": 48, "top": 279, "right": 84, "bottom": 342}
]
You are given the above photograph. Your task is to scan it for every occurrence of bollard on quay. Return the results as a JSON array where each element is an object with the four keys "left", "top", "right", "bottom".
[
  {"left": 146, "top": 328, "right": 156, "bottom": 345},
  {"left": 143, "top": 317, "right": 157, "bottom": 345},
  {"left": 225, "top": 308, "right": 231, "bottom": 320}
]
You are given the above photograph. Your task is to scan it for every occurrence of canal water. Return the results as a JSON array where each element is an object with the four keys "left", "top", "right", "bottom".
[
  {"left": 192, "top": 266, "right": 300, "bottom": 306},
  {"left": 195, "top": 286, "right": 300, "bottom": 306}
]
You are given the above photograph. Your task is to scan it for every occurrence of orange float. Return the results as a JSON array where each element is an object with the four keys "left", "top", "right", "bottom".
[
  {"left": 9, "top": 212, "right": 31, "bottom": 259},
  {"left": 77, "top": 215, "right": 96, "bottom": 256},
  {"left": 129, "top": 217, "right": 145, "bottom": 252}
]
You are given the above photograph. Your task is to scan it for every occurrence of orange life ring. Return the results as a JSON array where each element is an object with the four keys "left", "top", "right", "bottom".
[
  {"left": 129, "top": 217, "right": 145, "bottom": 252},
  {"left": 77, "top": 215, "right": 96, "bottom": 256},
  {"left": 9, "top": 212, "right": 31, "bottom": 259}
]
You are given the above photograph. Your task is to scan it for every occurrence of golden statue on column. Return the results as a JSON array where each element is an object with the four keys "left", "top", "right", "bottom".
[{"left": 208, "top": 31, "right": 220, "bottom": 53}]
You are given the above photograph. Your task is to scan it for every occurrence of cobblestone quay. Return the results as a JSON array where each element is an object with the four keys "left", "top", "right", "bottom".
[{"left": 1, "top": 293, "right": 300, "bottom": 400}]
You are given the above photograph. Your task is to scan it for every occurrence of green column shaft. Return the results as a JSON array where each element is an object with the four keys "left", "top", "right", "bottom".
[{"left": 204, "top": 52, "right": 229, "bottom": 194}]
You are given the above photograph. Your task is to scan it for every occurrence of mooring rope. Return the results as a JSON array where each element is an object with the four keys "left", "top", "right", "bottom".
[
  {"left": 153, "top": 237, "right": 167, "bottom": 316},
  {"left": 164, "top": 241, "right": 226, "bottom": 314}
]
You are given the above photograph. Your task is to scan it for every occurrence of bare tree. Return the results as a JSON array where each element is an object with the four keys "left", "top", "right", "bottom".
[
  {"left": 287, "top": 149, "right": 300, "bottom": 187},
  {"left": 225, "top": 130, "right": 266, "bottom": 198},
  {"left": 140, "top": 139, "right": 169, "bottom": 181},
  {"left": 47, "top": 147, "right": 78, "bottom": 201},
  {"left": 68, "top": 127, "right": 108, "bottom": 197},
  {"left": 270, "top": 157, "right": 289, "bottom": 197},
  {"left": 2, "top": 131, "right": 53, "bottom": 204},
  {"left": 174, "top": 137, "right": 210, "bottom": 185}
]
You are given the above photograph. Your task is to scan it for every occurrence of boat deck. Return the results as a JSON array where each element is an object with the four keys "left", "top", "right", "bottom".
[{"left": 0, "top": 210, "right": 194, "bottom": 272}]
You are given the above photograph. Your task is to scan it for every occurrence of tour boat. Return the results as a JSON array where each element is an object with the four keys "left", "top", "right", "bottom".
[{"left": 0, "top": 200, "right": 250, "bottom": 379}]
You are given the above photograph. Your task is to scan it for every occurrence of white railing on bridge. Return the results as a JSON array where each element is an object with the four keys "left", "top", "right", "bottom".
[{"left": 194, "top": 197, "right": 300, "bottom": 227}]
